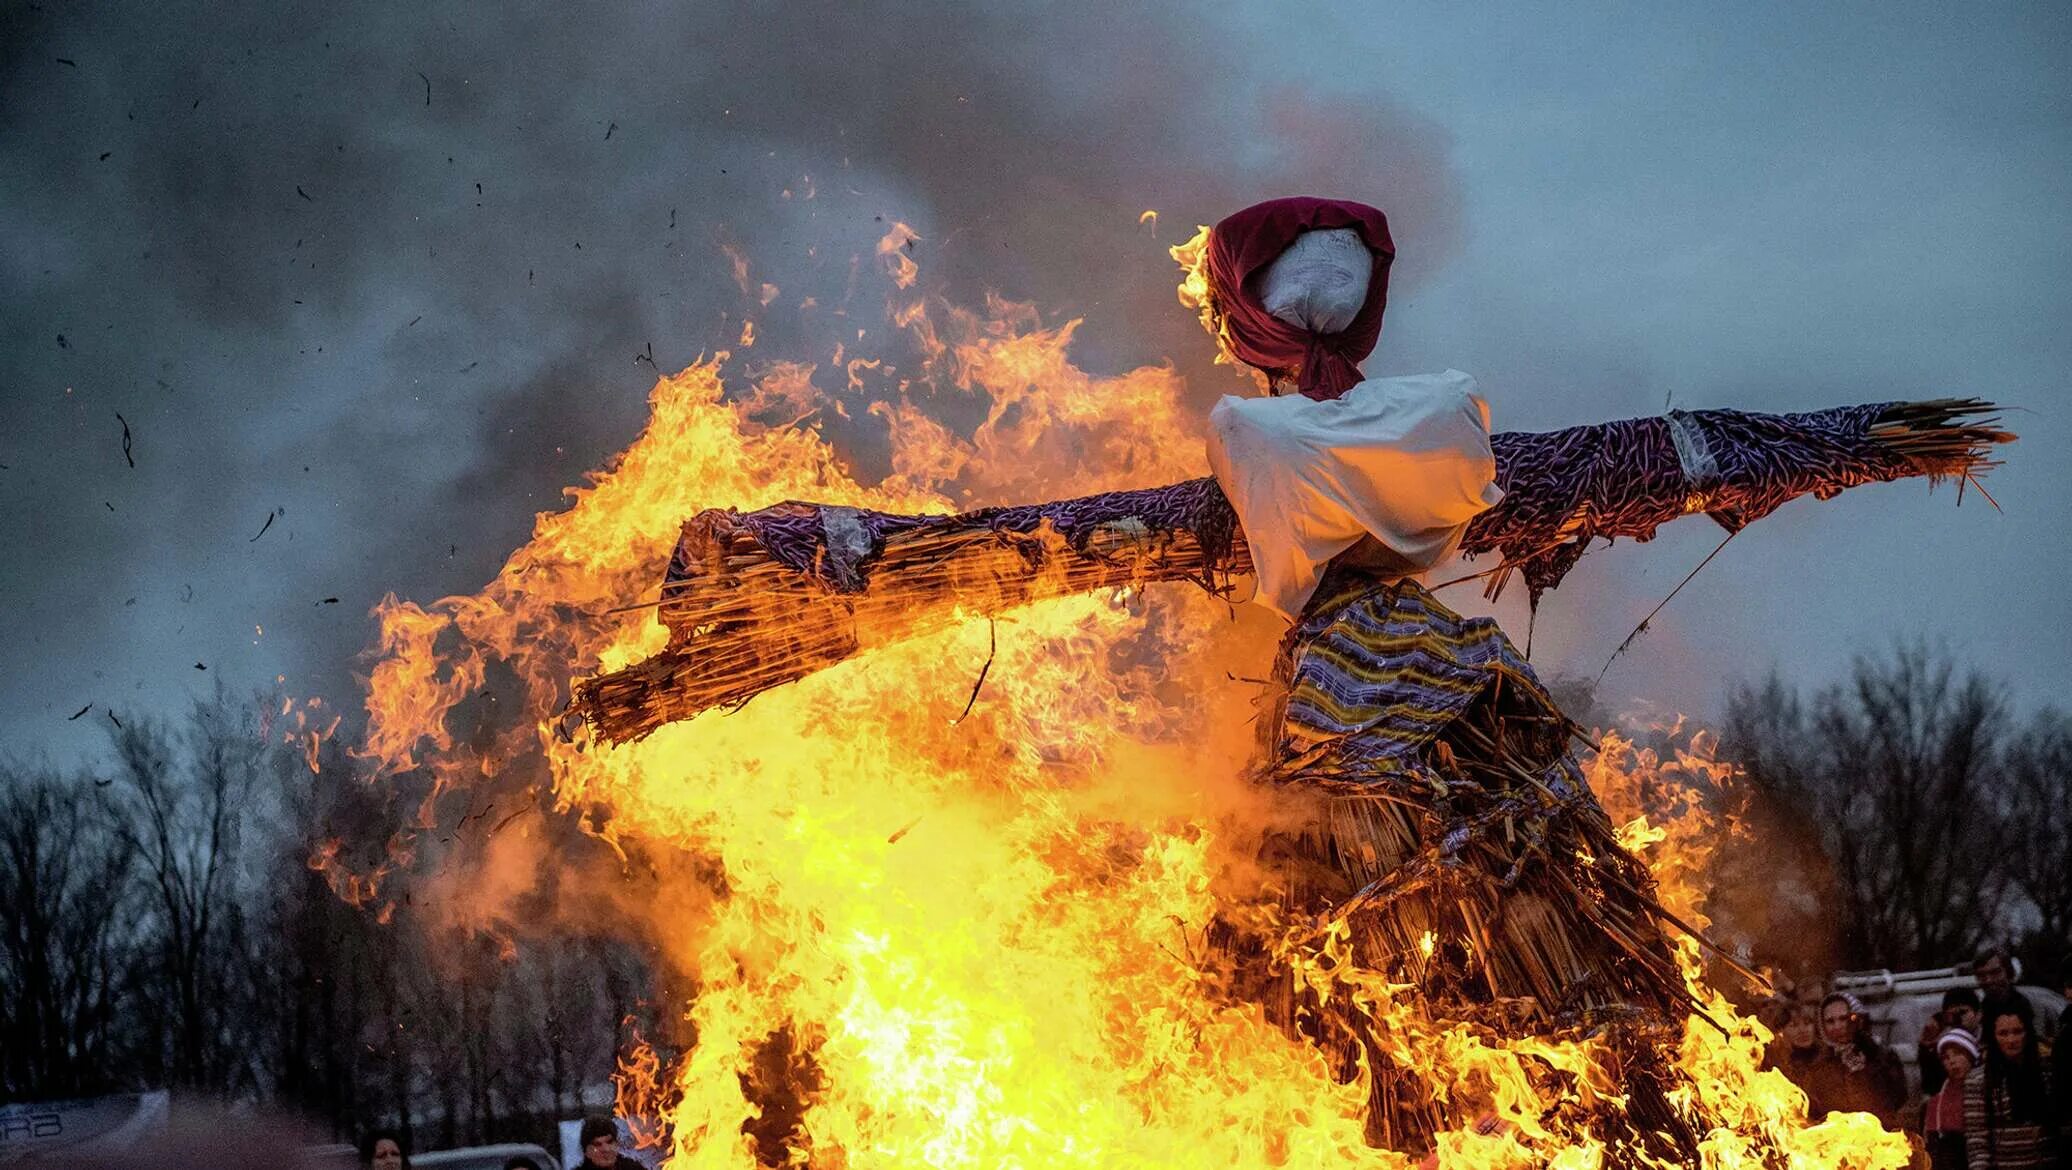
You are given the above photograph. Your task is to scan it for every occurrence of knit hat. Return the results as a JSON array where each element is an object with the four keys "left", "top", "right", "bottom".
[
  {"left": 1936, "top": 1028, "right": 1980, "bottom": 1062},
  {"left": 1820, "top": 991, "right": 1866, "bottom": 1017},
  {"left": 579, "top": 1116, "right": 617, "bottom": 1148}
]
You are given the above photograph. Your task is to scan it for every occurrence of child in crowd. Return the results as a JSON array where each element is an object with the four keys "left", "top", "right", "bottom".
[{"left": 1923, "top": 1029, "right": 1978, "bottom": 1170}]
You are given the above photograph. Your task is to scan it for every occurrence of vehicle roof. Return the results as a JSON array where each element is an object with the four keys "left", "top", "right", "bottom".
[
  {"left": 1859, "top": 983, "right": 2061, "bottom": 1020},
  {"left": 413, "top": 1142, "right": 559, "bottom": 1170}
]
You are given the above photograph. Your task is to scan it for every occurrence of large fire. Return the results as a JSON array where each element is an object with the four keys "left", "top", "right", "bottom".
[{"left": 355, "top": 223, "right": 1906, "bottom": 1167}]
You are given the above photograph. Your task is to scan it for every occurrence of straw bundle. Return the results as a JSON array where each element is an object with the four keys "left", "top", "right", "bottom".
[{"left": 1214, "top": 569, "right": 1727, "bottom": 1153}]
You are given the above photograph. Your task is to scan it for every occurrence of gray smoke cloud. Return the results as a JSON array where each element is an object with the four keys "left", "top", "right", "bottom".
[{"left": 3, "top": 0, "right": 2067, "bottom": 762}]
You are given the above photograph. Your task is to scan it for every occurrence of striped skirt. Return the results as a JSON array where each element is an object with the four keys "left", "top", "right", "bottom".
[{"left": 1227, "top": 569, "right": 1697, "bottom": 1153}]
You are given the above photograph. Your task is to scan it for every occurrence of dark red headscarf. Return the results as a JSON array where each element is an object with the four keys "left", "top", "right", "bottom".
[{"left": 1205, "top": 196, "right": 1394, "bottom": 401}]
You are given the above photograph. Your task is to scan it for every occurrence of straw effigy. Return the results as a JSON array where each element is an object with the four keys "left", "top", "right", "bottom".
[{"left": 568, "top": 395, "right": 2008, "bottom": 1158}]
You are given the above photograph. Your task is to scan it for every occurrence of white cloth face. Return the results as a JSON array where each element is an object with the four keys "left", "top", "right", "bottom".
[
  {"left": 1206, "top": 370, "right": 1505, "bottom": 621},
  {"left": 1255, "top": 227, "right": 1372, "bottom": 335}
]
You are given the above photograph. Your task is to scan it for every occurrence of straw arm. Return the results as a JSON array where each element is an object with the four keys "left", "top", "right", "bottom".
[
  {"left": 572, "top": 398, "right": 2008, "bottom": 741},
  {"left": 668, "top": 398, "right": 2008, "bottom": 610},
  {"left": 1464, "top": 398, "right": 2010, "bottom": 601}
]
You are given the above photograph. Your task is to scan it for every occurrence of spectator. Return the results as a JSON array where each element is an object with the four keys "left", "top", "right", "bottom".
[
  {"left": 2057, "top": 966, "right": 2071, "bottom": 1043},
  {"left": 1923, "top": 1029, "right": 1977, "bottom": 1170},
  {"left": 361, "top": 1130, "right": 409, "bottom": 1170},
  {"left": 1808, "top": 991, "right": 1907, "bottom": 1126},
  {"left": 577, "top": 1115, "right": 644, "bottom": 1170},
  {"left": 1922, "top": 987, "right": 1986, "bottom": 1096},
  {"left": 1974, "top": 947, "right": 2035, "bottom": 1033},
  {"left": 502, "top": 1159, "right": 541, "bottom": 1170},
  {"left": 1766, "top": 1001, "right": 1830, "bottom": 1117},
  {"left": 2057, "top": 1000, "right": 2072, "bottom": 1139},
  {"left": 1963, "top": 1008, "right": 2058, "bottom": 1169},
  {"left": 1754, "top": 993, "right": 1791, "bottom": 1036}
]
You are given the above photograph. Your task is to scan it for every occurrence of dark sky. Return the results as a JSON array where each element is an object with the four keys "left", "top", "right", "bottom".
[{"left": 3, "top": 1, "right": 2068, "bottom": 763}]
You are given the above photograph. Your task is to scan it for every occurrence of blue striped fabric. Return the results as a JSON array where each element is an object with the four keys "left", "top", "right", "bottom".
[{"left": 1274, "top": 575, "right": 1565, "bottom": 781}]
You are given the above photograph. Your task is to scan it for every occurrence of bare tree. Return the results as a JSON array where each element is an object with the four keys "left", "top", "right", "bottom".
[
  {"left": 0, "top": 767, "right": 140, "bottom": 1098},
  {"left": 1723, "top": 642, "right": 2010, "bottom": 969},
  {"left": 247, "top": 728, "right": 394, "bottom": 1137},
  {"left": 4, "top": 685, "right": 683, "bottom": 1145},
  {"left": 99, "top": 691, "right": 271, "bottom": 1091},
  {"left": 1643, "top": 683, "right": 1843, "bottom": 982},
  {"left": 1995, "top": 708, "right": 2072, "bottom": 974}
]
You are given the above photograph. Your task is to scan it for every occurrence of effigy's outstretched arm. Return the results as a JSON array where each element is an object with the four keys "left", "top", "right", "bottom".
[
  {"left": 572, "top": 399, "right": 2006, "bottom": 742},
  {"left": 1469, "top": 399, "right": 2007, "bottom": 602}
]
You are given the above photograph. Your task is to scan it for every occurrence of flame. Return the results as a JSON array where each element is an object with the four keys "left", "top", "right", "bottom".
[
  {"left": 308, "top": 832, "right": 403, "bottom": 909},
  {"left": 618, "top": 1025, "right": 676, "bottom": 1154},
  {"left": 722, "top": 242, "right": 753, "bottom": 294},
  {"left": 876, "top": 222, "right": 922, "bottom": 290},
  {"left": 1170, "top": 225, "right": 1217, "bottom": 343},
  {"left": 1587, "top": 725, "right": 1908, "bottom": 1168},
  {"left": 354, "top": 224, "right": 1910, "bottom": 1169},
  {"left": 1170, "top": 224, "right": 1259, "bottom": 388}
]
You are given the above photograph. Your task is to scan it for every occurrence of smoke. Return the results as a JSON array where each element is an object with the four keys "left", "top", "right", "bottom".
[
  {"left": 0, "top": 0, "right": 1459, "bottom": 759},
  {"left": 1, "top": 0, "right": 1461, "bottom": 947}
]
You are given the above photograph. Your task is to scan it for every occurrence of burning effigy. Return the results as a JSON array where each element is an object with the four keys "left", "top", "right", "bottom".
[{"left": 363, "top": 198, "right": 2009, "bottom": 1168}]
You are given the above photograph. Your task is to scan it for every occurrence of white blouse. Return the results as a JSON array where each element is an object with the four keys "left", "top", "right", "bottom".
[{"left": 1206, "top": 369, "right": 1505, "bottom": 621}]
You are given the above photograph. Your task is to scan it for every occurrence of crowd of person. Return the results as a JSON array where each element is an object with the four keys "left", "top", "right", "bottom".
[
  {"left": 358, "top": 1114, "right": 644, "bottom": 1170},
  {"left": 1763, "top": 947, "right": 2071, "bottom": 1169}
]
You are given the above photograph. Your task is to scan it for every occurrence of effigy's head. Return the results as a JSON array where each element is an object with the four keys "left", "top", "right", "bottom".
[{"left": 1172, "top": 196, "right": 1394, "bottom": 400}]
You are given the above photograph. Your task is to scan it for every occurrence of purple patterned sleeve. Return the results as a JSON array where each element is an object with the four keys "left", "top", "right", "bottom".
[{"left": 675, "top": 400, "right": 1991, "bottom": 606}]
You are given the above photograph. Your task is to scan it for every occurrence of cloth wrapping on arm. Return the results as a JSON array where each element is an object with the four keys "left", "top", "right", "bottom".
[{"left": 1206, "top": 369, "right": 1505, "bottom": 620}]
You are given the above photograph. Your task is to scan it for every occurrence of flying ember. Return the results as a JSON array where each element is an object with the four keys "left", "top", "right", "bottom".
[{"left": 358, "top": 201, "right": 2009, "bottom": 1168}]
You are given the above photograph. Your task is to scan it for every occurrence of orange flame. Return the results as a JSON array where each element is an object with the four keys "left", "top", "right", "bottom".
[{"left": 355, "top": 225, "right": 1910, "bottom": 1168}]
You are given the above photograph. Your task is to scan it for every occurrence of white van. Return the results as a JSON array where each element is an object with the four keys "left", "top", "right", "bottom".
[
  {"left": 412, "top": 1142, "right": 561, "bottom": 1170},
  {"left": 1831, "top": 965, "right": 2063, "bottom": 1093}
]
